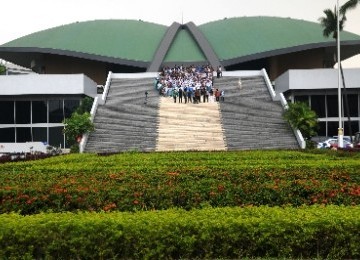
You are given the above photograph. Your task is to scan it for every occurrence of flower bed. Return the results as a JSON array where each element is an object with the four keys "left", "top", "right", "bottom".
[{"left": 1, "top": 151, "right": 359, "bottom": 214}]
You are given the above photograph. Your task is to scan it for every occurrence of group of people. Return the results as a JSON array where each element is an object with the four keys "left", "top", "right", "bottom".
[{"left": 154, "top": 65, "right": 225, "bottom": 104}]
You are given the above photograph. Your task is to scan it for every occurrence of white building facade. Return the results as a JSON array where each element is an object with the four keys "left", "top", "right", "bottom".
[
  {"left": 0, "top": 74, "right": 97, "bottom": 148},
  {"left": 275, "top": 68, "right": 360, "bottom": 138}
]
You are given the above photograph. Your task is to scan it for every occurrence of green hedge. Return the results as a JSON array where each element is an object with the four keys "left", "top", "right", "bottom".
[
  {"left": 1, "top": 151, "right": 360, "bottom": 214},
  {"left": 0, "top": 206, "right": 359, "bottom": 259}
]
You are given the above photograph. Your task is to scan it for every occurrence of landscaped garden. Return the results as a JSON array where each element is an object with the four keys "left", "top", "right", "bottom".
[{"left": 0, "top": 150, "right": 359, "bottom": 259}]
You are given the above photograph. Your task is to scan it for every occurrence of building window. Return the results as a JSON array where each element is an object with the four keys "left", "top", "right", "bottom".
[
  {"left": 327, "top": 121, "right": 339, "bottom": 137},
  {"left": 16, "top": 127, "right": 31, "bottom": 142},
  {"left": 311, "top": 96, "right": 326, "bottom": 118},
  {"left": 32, "top": 101, "right": 48, "bottom": 123},
  {"left": 294, "top": 95, "right": 309, "bottom": 105},
  {"left": 32, "top": 127, "right": 47, "bottom": 143},
  {"left": 0, "top": 101, "right": 14, "bottom": 124},
  {"left": 343, "top": 94, "right": 358, "bottom": 117},
  {"left": 49, "top": 127, "right": 64, "bottom": 148},
  {"left": 49, "top": 100, "right": 64, "bottom": 123},
  {"left": 326, "top": 95, "right": 338, "bottom": 117},
  {"left": 0, "top": 128, "right": 15, "bottom": 142},
  {"left": 64, "top": 100, "right": 80, "bottom": 119},
  {"left": 317, "top": 122, "right": 326, "bottom": 136},
  {"left": 344, "top": 121, "right": 359, "bottom": 136},
  {"left": 15, "top": 101, "right": 31, "bottom": 124}
]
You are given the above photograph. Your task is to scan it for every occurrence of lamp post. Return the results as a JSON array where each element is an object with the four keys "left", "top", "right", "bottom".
[{"left": 337, "top": 0, "right": 344, "bottom": 148}]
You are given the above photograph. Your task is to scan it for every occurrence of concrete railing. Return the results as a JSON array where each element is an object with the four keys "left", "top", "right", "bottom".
[
  {"left": 111, "top": 72, "right": 158, "bottom": 79},
  {"left": 79, "top": 96, "right": 99, "bottom": 153},
  {"left": 261, "top": 68, "right": 276, "bottom": 100},
  {"left": 101, "top": 71, "right": 113, "bottom": 105},
  {"left": 262, "top": 68, "right": 305, "bottom": 149}
]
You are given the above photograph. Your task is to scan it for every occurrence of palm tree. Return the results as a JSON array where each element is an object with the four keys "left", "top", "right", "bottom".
[
  {"left": 319, "top": 6, "right": 346, "bottom": 40},
  {"left": 319, "top": 5, "right": 353, "bottom": 140}
]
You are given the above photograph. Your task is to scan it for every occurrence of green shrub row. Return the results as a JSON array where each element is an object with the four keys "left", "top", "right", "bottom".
[
  {"left": 0, "top": 206, "right": 359, "bottom": 259},
  {"left": 1, "top": 151, "right": 360, "bottom": 214}
]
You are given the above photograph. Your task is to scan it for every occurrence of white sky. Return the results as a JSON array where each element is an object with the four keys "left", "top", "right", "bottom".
[{"left": 1, "top": 0, "right": 360, "bottom": 67}]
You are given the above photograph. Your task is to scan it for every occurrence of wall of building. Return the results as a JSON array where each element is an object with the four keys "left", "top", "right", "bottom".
[
  {"left": 275, "top": 68, "right": 360, "bottom": 138},
  {"left": 275, "top": 68, "right": 360, "bottom": 94},
  {"left": 0, "top": 74, "right": 97, "bottom": 97},
  {"left": 43, "top": 54, "right": 108, "bottom": 84},
  {"left": 268, "top": 48, "right": 324, "bottom": 80}
]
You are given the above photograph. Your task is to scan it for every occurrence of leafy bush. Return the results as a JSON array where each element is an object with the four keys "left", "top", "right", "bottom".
[
  {"left": 1, "top": 151, "right": 359, "bottom": 214},
  {"left": 283, "top": 102, "right": 318, "bottom": 147},
  {"left": 0, "top": 206, "right": 359, "bottom": 259},
  {"left": 63, "top": 112, "right": 94, "bottom": 148}
]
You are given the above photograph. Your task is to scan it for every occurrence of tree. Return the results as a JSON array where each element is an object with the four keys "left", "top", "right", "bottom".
[
  {"left": 283, "top": 102, "right": 318, "bottom": 147},
  {"left": 75, "top": 96, "right": 94, "bottom": 114},
  {"left": 63, "top": 112, "right": 94, "bottom": 152},
  {"left": 319, "top": 5, "right": 353, "bottom": 141},
  {"left": 318, "top": 6, "right": 346, "bottom": 40},
  {"left": 0, "top": 64, "right": 6, "bottom": 75}
]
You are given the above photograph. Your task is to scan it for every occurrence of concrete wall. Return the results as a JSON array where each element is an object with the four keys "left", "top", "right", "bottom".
[
  {"left": 0, "top": 74, "right": 97, "bottom": 97},
  {"left": 268, "top": 48, "right": 324, "bottom": 80},
  {"left": 44, "top": 54, "right": 108, "bottom": 84},
  {"left": 275, "top": 68, "right": 360, "bottom": 95}
]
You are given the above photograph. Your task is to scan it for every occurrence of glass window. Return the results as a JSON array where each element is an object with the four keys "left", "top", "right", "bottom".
[
  {"left": 16, "top": 127, "right": 31, "bottom": 142},
  {"left": 49, "top": 100, "right": 64, "bottom": 123},
  {"left": 326, "top": 95, "right": 338, "bottom": 117},
  {"left": 327, "top": 122, "right": 339, "bottom": 137},
  {"left": 32, "top": 127, "right": 47, "bottom": 144},
  {"left": 16, "top": 101, "right": 31, "bottom": 124},
  {"left": 0, "top": 128, "right": 15, "bottom": 142},
  {"left": 317, "top": 122, "right": 326, "bottom": 136},
  {"left": 343, "top": 94, "right": 358, "bottom": 117},
  {"left": 294, "top": 95, "right": 309, "bottom": 105},
  {"left": 0, "top": 101, "right": 14, "bottom": 124},
  {"left": 64, "top": 100, "right": 80, "bottom": 119},
  {"left": 49, "top": 127, "right": 64, "bottom": 148},
  {"left": 344, "top": 121, "right": 359, "bottom": 136},
  {"left": 311, "top": 96, "right": 326, "bottom": 118},
  {"left": 32, "top": 101, "right": 48, "bottom": 123}
]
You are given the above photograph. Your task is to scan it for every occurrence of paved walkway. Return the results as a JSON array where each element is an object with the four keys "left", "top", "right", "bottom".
[{"left": 156, "top": 97, "right": 226, "bottom": 151}]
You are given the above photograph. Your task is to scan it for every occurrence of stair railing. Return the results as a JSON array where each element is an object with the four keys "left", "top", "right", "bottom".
[
  {"left": 261, "top": 68, "right": 306, "bottom": 149},
  {"left": 101, "top": 71, "right": 113, "bottom": 104},
  {"left": 79, "top": 96, "right": 99, "bottom": 153}
]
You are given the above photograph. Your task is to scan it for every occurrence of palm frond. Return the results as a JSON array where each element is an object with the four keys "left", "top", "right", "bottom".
[{"left": 340, "top": 0, "right": 359, "bottom": 14}]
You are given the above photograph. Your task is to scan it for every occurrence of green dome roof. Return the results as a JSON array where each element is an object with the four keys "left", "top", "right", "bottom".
[
  {"left": 1, "top": 16, "right": 360, "bottom": 68},
  {"left": 1, "top": 20, "right": 167, "bottom": 63},
  {"left": 199, "top": 16, "right": 360, "bottom": 64}
]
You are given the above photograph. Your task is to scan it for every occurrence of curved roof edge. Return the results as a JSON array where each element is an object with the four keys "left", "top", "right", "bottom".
[
  {"left": 221, "top": 40, "right": 360, "bottom": 66},
  {"left": 0, "top": 47, "right": 149, "bottom": 68}
]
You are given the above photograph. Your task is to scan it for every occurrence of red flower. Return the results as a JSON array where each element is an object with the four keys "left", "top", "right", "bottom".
[{"left": 133, "top": 199, "right": 139, "bottom": 205}]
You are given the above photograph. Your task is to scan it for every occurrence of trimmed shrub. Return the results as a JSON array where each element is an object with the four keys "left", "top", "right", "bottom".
[{"left": 0, "top": 206, "right": 359, "bottom": 259}]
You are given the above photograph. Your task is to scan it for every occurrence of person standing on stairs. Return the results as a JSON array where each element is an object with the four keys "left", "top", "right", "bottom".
[
  {"left": 220, "top": 89, "right": 225, "bottom": 102},
  {"left": 217, "top": 66, "right": 222, "bottom": 78},
  {"left": 178, "top": 87, "right": 183, "bottom": 103},
  {"left": 183, "top": 86, "right": 188, "bottom": 104},
  {"left": 172, "top": 88, "right": 178, "bottom": 103},
  {"left": 215, "top": 88, "right": 221, "bottom": 102}
]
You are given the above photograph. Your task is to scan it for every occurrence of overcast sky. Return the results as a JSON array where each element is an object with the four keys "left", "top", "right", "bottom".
[{"left": 1, "top": 0, "right": 360, "bottom": 67}]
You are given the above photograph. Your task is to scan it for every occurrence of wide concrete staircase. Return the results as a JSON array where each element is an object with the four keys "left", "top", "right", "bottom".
[
  {"left": 215, "top": 76, "right": 299, "bottom": 150},
  {"left": 156, "top": 97, "right": 226, "bottom": 151},
  {"left": 85, "top": 73, "right": 299, "bottom": 153},
  {"left": 85, "top": 78, "right": 160, "bottom": 153}
]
